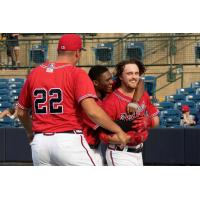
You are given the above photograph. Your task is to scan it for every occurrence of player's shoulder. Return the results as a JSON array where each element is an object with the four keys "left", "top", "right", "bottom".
[
  {"left": 74, "top": 67, "right": 88, "bottom": 74},
  {"left": 102, "top": 92, "right": 116, "bottom": 104}
]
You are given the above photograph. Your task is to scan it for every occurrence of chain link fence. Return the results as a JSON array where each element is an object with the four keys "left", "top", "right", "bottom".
[{"left": 1, "top": 33, "right": 200, "bottom": 68}]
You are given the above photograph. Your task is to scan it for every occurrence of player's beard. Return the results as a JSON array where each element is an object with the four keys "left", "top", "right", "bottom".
[{"left": 127, "top": 78, "right": 139, "bottom": 90}]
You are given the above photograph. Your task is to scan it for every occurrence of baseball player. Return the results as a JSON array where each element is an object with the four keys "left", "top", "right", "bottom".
[
  {"left": 99, "top": 59, "right": 159, "bottom": 166},
  {"left": 82, "top": 66, "right": 145, "bottom": 165},
  {"left": 16, "top": 34, "right": 130, "bottom": 166}
]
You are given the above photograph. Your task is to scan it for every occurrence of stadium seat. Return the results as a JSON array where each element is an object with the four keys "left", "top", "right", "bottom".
[
  {"left": 196, "top": 102, "right": 200, "bottom": 110},
  {"left": 186, "top": 94, "right": 200, "bottom": 103},
  {"left": 0, "top": 102, "right": 12, "bottom": 108},
  {"left": 95, "top": 43, "right": 113, "bottom": 62},
  {"left": 0, "top": 89, "right": 10, "bottom": 95},
  {"left": 9, "top": 89, "right": 21, "bottom": 96},
  {"left": 0, "top": 117, "right": 14, "bottom": 127},
  {"left": 156, "top": 101, "right": 174, "bottom": 111},
  {"left": 125, "top": 42, "right": 144, "bottom": 61},
  {"left": 174, "top": 101, "right": 196, "bottom": 110},
  {"left": 0, "top": 82, "right": 9, "bottom": 89},
  {"left": 160, "top": 109, "right": 182, "bottom": 118},
  {"left": 196, "top": 88, "right": 200, "bottom": 95},
  {"left": 143, "top": 76, "right": 156, "bottom": 96},
  {"left": 165, "top": 94, "right": 185, "bottom": 102},
  {"left": 191, "top": 81, "right": 200, "bottom": 88},
  {"left": 8, "top": 82, "right": 24, "bottom": 90},
  {"left": 165, "top": 95, "right": 175, "bottom": 102},
  {"left": 0, "top": 78, "right": 9, "bottom": 83},
  {"left": 189, "top": 108, "right": 198, "bottom": 117},
  {"left": 29, "top": 45, "right": 48, "bottom": 64},
  {"left": 13, "top": 119, "right": 22, "bottom": 128},
  {"left": 9, "top": 95, "right": 19, "bottom": 103},
  {"left": 0, "top": 95, "right": 10, "bottom": 102},
  {"left": 162, "top": 116, "right": 181, "bottom": 127},
  {"left": 176, "top": 87, "right": 196, "bottom": 95},
  {"left": 9, "top": 78, "right": 25, "bottom": 83}
]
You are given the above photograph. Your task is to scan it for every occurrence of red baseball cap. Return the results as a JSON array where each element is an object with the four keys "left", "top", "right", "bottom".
[
  {"left": 182, "top": 105, "right": 190, "bottom": 112},
  {"left": 57, "top": 34, "right": 86, "bottom": 51}
]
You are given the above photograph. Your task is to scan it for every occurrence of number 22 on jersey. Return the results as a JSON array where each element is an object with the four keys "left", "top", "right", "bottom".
[{"left": 34, "top": 88, "right": 63, "bottom": 114}]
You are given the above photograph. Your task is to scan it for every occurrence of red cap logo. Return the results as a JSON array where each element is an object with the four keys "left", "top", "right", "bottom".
[{"left": 57, "top": 34, "right": 86, "bottom": 51}]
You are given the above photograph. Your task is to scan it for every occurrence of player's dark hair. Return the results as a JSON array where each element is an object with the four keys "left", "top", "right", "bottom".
[
  {"left": 88, "top": 65, "right": 109, "bottom": 81},
  {"left": 115, "top": 59, "right": 146, "bottom": 88}
]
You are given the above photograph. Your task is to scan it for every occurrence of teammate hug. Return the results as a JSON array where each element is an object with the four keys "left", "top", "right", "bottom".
[{"left": 17, "top": 34, "right": 159, "bottom": 166}]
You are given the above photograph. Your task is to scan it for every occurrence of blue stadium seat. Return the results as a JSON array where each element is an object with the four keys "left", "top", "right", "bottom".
[
  {"left": 157, "top": 101, "right": 174, "bottom": 111},
  {"left": 196, "top": 102, "right": 200, "bottom": 110},
  {"left": 0, "top": 78, "right": 9, "bottom": 83},
  {"left": 174, "top": 101, "right": 196, "bottom": 110},
  {"left": 125, "top": 42, "right": 144, "bottom": 61},
  {"left": 0, "top": 89, "right": 10, "bottom": 95},
  {"left": 163, "top": 116, "right": 181, "bottom": 127},
  {"left": 189, "top": 108, "right": 198, "bottom": 116},
  {"left": 196, "top": 88, "right": 200, "bottom": 95},
  {"left": 0, "top": 82, "right": 9, "bottom": 89},
  {"left": 0, "top": 95, "right": 11, "bottom": 102},
  {"left": 95, "top": 43, "right": 113, "bottom": 62},
  {"left": 0, "top": 117, "right": 14, "bottom": 127},
  {"left": 0, "top": 102, "right": 12, "bottom": 108},
  {"left": 176, "top": 87, "right": 196, "bottom": 95},
  {"left": 191, "top": 81, "right": 200, "bottom": 88},
  {"left": 165, "top": 95, "right": 175, "bottom": 102},
  {"left": 29, "top": 45, "right": 48, "bottom": 64},
  {"left": 166, "top": 94, "right": 186, "bottom": 102},
  {"left": 143, "top": 76, "right": 156, "bottom": 96},
  {"left": 9, "top": 78, "right": 25, "bottom": 83},
  {"left": 9, "top": 95, "right": 19, "bottom": 103},
  {"left": 186, "top": 94, "right": 200, "bottom": 103},
  {"left": 9, "top": 89, "right": 21, "bottom": 96},
  {"left": 13, "top": 119, "right": 22, "bottom": 128},
  {"left": 160, "top": 109, "right": 182, "bottom": 118},
  {"left": 8, "top": 82, "right": 24, "bottom": 90}
]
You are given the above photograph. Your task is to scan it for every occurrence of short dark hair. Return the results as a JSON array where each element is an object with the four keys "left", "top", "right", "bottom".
[
  {"left": 88, "top": 66, "right": 109, "bottom": 81},
  {"left": 115, "top": 59, "right": 146, "bottom": 88}
]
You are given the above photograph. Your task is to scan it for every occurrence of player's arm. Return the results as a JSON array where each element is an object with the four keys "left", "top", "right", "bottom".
[
  {"left": 132, "top": 78, "right": 145, "bottom": 102},
  {"left": 81, "top": 98, "right": 130, "bottom": 145},
  {"left": 127, "top": 78, "right": 145, "bottom": 114}
]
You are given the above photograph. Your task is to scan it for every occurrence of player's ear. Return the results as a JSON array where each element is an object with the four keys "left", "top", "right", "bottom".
[
  {"left": 93, "top": 80, "right": 99, "bottom": 87},
  {"left": 75, "top": 50, "right": 81, "bottom": 58}
]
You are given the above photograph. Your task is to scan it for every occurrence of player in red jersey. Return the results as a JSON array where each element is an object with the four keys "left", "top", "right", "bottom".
[
  {"left": 82, "top": 66, "right": 145, "bottom": 165},
  {"left": 16, "top": 34, "right": 130, "bottom": 166},
  {"left": 99, "top": 59, "right": 160, "bottom": 166}
]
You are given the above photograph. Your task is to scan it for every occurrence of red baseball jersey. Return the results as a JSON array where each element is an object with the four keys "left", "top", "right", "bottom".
[
  {"left": 82, "top": 99, "right": 102, "bottom": 145},
  {"left": 17, "top": 62, "right": 97, "bottom": 133},
  {"left": 102, "top": 89, "right": 159, "bottom": 121}
]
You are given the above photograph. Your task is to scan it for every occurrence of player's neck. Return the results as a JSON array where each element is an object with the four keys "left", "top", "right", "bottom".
[
  {"left": 56, "top": 55, "right": 77, "bottom": 65},
  {"left": 118, "top": 86, "right": 135, "bottom": 98}
]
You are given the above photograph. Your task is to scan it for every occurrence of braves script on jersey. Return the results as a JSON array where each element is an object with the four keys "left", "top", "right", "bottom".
[
  {"left": 102, "top": 89, "right": 158, "bottom": 122},
  {"left": 17, "top": 62, "right": 97, "bottom": 133},
  {"left": 102, "top": 89, "right": 159, "bottom": 166}
]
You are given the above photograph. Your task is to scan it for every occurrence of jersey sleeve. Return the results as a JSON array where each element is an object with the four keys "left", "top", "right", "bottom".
[
  {"left": 74, "top": 69, "right": 97, "bottom": 104},
  {"left": 145, "top": 92, "right": 159, "bottom": 118},
  {"left": 17, "top": 76, "right": 32, "bottom": 110},
  {"left": 102, "top": 95, "right": 117, "bottom": 120}
]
